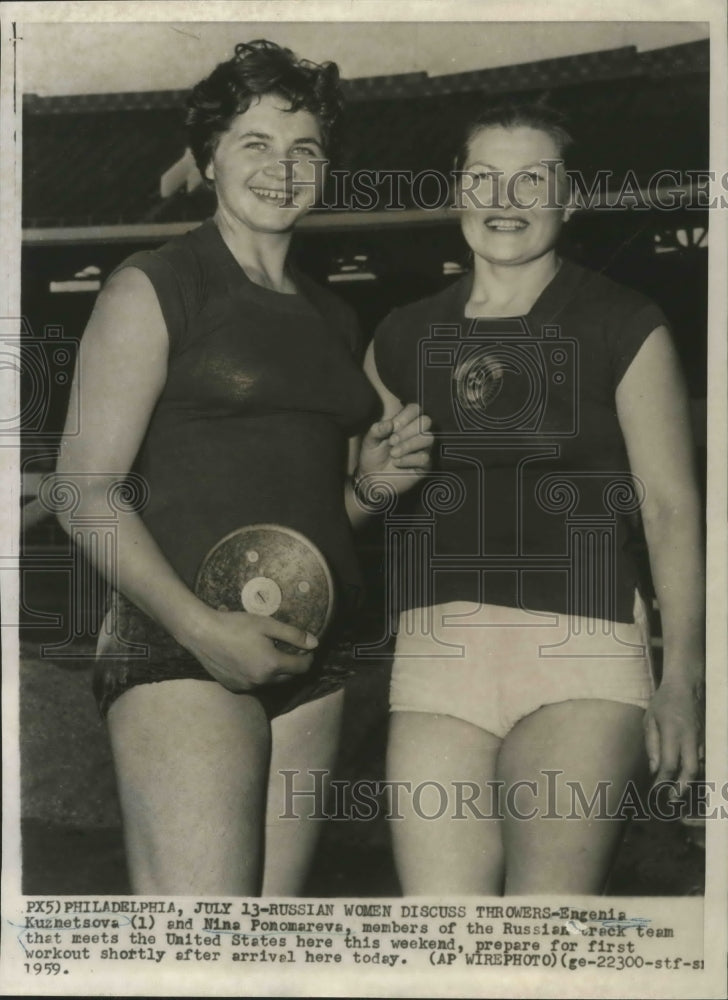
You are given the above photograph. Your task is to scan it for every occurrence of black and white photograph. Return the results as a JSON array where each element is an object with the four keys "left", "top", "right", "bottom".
[{"left": 1, "top": 2, "right": 726, "bottom": 996}]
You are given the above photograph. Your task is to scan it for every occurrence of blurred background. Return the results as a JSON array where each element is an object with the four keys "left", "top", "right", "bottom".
[{"left": 18, "top": 20, "right": 708, "bottom": 895}]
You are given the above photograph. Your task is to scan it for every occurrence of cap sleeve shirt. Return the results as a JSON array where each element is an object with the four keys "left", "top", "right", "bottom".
[
  {"left": 374, "top": 260, "right": 668, "bottom": 623},
  {"left": 112, "top": 219, "right": 377, "bottom": 613}
]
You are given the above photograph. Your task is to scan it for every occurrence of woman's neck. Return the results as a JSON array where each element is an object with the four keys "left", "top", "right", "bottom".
[
  {"left": 466, "top": 252, "right": 561, "bottom": 318},
  {"left": 214, "top": 210, "right": 297, "bottom": 294}
]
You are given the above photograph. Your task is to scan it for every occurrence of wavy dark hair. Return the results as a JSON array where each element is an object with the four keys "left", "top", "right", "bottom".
[
  {"left": 186, "top": 39, "right": 344, "bottom": 181},
  {"left": 455, "top": 102, "right": 574, "bottom": 172}
]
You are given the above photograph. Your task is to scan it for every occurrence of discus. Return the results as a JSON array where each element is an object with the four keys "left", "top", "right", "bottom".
[{"left": 195, "top": 524, "right": 335, "bottom": 653}]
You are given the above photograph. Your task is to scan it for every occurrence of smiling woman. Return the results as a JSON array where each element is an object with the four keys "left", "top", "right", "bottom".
[
  {"left": 203, "top": 95, "right": 325, "bottom": 244},
  {"left": 185, "top": 39, "right": 339, "bottom": 287},
  {"left": 53, "top": 39, "right": 433, "bottom": 896},
  {"left": 455, "top": 105, "right": 575, "bottom": 304},
  {"left": 369, "top": 102, "right": 705, "bottom": 896}
]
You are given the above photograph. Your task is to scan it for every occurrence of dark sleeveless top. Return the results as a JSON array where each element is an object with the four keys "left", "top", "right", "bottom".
[
  {"left": 374, "top": 259, "right": 669, "bottom": 623},
  {"left": 117, "top": 219, "right": 378, "bottom": 615}
]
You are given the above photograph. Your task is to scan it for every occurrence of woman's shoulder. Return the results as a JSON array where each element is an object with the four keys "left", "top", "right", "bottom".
[
  {"left": 564, "top": 259, "right": 663, "bottom": 320},
  {"left": 561, "top": 260, "right": 669, "bottom": 383},
  {"left": 111, "top": 223, "right": 208, "bottom": 291},
  {"left": 106, "top": 225, "right": 213, "bottom": 350}
]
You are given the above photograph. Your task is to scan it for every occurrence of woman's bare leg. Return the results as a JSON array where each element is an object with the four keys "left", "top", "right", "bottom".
[
  {"left": 262, "top": 688, "right": 344, "bottom": 896},
  {"left": 386, "top": 711, "right": 504, "bottom": 895},
  {"left": 497, "top": 699, "right": 648, "bottom": 894},
  {"left": 107, "top": 679, "right": 271, "bottom": 895}
]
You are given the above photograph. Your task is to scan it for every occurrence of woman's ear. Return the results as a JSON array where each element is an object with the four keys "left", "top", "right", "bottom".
[{"left": 204, "top": 161, "right": 215, "bottom": 184}]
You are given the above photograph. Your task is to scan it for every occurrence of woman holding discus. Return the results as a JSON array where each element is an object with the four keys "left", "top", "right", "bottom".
[
  {"left": 55, "top": 40, "right": 432, "bottom": 896},
  {"left": 368, "top": 105, "right": 704, "bottom": 894}
]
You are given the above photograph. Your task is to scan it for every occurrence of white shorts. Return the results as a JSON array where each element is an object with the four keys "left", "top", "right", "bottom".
[{"left": 389, "top": 593, "right": 655, "bottom": 739}]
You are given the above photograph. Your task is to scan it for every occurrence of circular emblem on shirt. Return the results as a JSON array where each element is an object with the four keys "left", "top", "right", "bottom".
[
  {"left": 453, "top": 349, "right": 505, "bottom": 415},
  {"left": 451, "top": 342, "right": 548, "bottom": 431}
]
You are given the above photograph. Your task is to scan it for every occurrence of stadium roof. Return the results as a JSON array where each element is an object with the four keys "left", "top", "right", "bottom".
[{"left": 22, "top": 40, "right": 708, "bottom": 231}]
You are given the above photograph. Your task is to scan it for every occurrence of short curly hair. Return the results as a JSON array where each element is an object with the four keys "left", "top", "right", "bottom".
[
  {"left": 455, "top": 102, "right": 574, "bottom": 172},
  {"left": 186, "top": 39, "right": 344, "bottom": 181}
]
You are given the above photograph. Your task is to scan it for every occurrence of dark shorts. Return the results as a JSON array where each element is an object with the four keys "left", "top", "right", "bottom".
[{"left": 93, "top": 592, "right": 354, "bottom": 720}]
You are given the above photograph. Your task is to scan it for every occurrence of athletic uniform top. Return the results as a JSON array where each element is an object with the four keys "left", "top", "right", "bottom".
[
  {"left": 374, "top": 259, "right": 668, "bottom": 622},
  {"left": 115, "top": 218, "right": 378, "bottom": 615}
]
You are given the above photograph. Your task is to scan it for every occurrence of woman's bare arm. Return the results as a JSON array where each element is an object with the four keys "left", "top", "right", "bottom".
[{"left": 615, "top": 325, "right": 704, "bottom": 791}]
